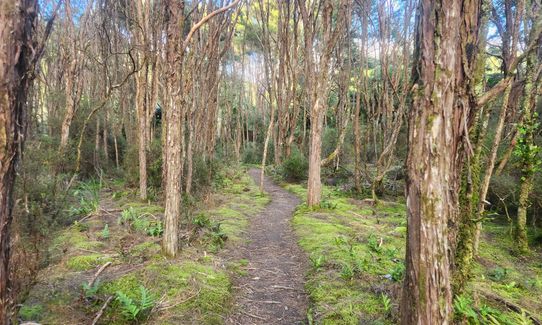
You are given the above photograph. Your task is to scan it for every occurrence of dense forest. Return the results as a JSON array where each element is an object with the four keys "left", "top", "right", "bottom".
[{"left": 1, "top": 0, "right": 542, "bottom": 324}]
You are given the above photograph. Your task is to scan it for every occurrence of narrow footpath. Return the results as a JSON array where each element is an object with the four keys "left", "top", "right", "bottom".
[{"left": 226, "top": 169, "right": 309, "bottom": 324}]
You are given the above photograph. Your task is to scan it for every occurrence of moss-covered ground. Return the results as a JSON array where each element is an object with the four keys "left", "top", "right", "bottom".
[
  {"left": 17, "top": 166, "right": 268, "bottom": 324},
  {"left": 282, "top": 182, "right": 542, "bottom": 325}
]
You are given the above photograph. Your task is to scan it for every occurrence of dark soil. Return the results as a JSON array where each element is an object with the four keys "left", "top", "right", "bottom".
[{"left": 226, "top": 169, "right": 309, "bottom": 325}]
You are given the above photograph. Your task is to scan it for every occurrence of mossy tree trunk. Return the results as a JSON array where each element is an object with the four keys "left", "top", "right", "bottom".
[
  {"left": 401, "top": 0, "right": 467, "bottom": 322},
  {"left": 514, "top": 21, "right": 541, "bottom": 254}
]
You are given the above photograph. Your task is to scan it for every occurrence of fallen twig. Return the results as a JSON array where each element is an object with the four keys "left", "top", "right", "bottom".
[
  {"left": 240, "top": 310, "right": 267, "bottom": 321},
  {"left": 91, "top": 295, "right": 113, "bottom": 325},
  {"left": 89, "top": 261, "right": 112, "bottom": 288}
]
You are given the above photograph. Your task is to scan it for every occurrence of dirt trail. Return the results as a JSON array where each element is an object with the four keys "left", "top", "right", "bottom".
[{"left": 226, "top": 169, "right": 309, "bottom": 325}]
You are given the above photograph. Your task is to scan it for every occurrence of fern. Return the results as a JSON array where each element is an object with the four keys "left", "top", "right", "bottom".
[
  {"left": 101, "top": 224, "right": 110, "bottom": 239},
  {"left": 115, "top": 286, "right": 156, "bottom": 321},
  {"left": 116, "top": 291, "right": 140, "bottom": 320},
  {"left": 81, "top": 280, "right": 100, "bottom": 299},
  {"left": 139, "top": 286, "right": 155, "bottom": 311}
]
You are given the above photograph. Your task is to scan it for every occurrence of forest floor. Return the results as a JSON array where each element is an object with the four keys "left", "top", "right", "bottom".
[{"left": 16, "top": 166, "right": 542, "bottom": 324}]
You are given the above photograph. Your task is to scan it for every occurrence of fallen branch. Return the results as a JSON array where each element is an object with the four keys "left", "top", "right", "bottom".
[
  {"left": 89, "top": 261, "right": 112, "bottom": 288},
  {"left": 478, "top": 289, "right": 541, "bottom": 325},
  {"left": 92, "top": 296, "right": 113, "bottom": 325},
  {"left": 91, "top": 295, "right": 113, "bottom": 325}
]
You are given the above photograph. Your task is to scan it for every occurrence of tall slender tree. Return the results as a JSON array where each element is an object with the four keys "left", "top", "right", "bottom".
[{"left": 0, "top": 0, "right": 41, "bottom": 321}]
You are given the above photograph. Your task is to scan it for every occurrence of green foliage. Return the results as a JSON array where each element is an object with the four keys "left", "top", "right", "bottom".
[
  {"left": 81, "top": 280, "right": 101, "bottom": 299},
  {"left": 193, "top": 213, "right": 211, "bottom": 228},
  {"left": 148, "top": 140, "right": 163, "bottom": 189},
  {"left": 488, "top": 267, "right": 508, "bottom": 282},
  {"left": 242, "top": 142, "right": 263, "bottom": 164},
  {"left": 101, "top": 224, "right": 110, "bottom": 239},
  {"left": 195, "top": 157, "right": 227, "bottom": 192},
  {"left": 454, "top": 295, "right": 479, "bottom": 322},
  {"left": 146, "top": 221, "right": 163, "bottom": 237},
  {"left": 319, "top": 199, "right": 338, "bottom": 210},
  {"left": 514, "top": 115, "right": 541, "bottom": 176},
  {"left": 210, "top": 222, "right": 228, "bottom": 249},
  {"left": 70, "top": 180, "right": 101, "bottom": 217},
  {"left": 115, "top": 286, "right": 156, "bottom": 321},
  {"left": 340, "top": 263, "right": 355, "bottom": 280},
  {"left": 119, "top": 206, "right": 163, "bottom": 237},
  {"left": 120, "top": 207, "right": 137, "bottom": 224},
  {"left": 380, "top": 293, "right": 392, "bottom": 315},
  {"left": 279, "top": 148, "right": 308, "bottom": 182},
  {"left": 309, "top": 254, "right": 326, "bottom": 270},
  {"left": 367, "top": 233, "right": 382, "bottom": 254},
  {"left": 508, "top": 310, "right": 535, "bottom": 325},
  {"left": 389, "top": 263, "right": 405, "bottom": 282},
  {"left": 453, "top": 295, "right": 532, "bottom": 325},
  {"left": 18, "top": 304, "right": 44, "bottom": 321}
]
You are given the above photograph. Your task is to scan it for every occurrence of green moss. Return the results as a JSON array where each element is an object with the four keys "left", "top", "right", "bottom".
[
  {"left": 121, "top": 202, "right": 164, "bottom": 215},
  {"left": 129, "top": 242, "right": 161, "bottom": 260},
  {"left": 66, "top": 254, "right": 112, "bottom": 271},
  {"left": 51, "top": 228, "right": 103, "bottom": 251}
]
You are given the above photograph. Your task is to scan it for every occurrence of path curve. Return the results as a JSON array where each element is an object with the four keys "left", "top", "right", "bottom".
[{"left": 226, "top": 169, "right": 309, "bottom": 324}]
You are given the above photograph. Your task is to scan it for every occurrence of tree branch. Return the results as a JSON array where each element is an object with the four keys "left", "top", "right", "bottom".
[{"left": 183, "top": 0, "right": 242, "bottom": 49}]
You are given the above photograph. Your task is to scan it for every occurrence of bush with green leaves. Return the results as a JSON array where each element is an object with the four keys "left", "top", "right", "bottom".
[
  {"left": 69, "top": 179, "right": 101, "bottom": 217},
  {"left": 242, "top": 142, "right": 263, "bottom": 164},
  {"left": 279, "top": 148, "right": 308, "bottom": 182}
]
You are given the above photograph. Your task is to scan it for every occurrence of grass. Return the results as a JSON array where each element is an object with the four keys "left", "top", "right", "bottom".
[
  {"left": 20, "top": 166, "right": 269, "bottom": 324},
  {"left": 286, "top": 180, "right": 542, "bottom": 324},
  {"left": 288, "top": 183, "right": 403, "bottom": 324}
]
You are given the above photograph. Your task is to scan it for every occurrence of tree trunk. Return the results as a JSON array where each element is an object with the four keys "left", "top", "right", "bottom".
[
  {"left": 136, "top": 71, "right": 148, "bottom": 200},
  {"left": 401, "top": 0, "right": 462, "bottom": 323},
  {"left": 163, "top": 95, "right": 182, "bottom": 256},
  {"left": 307, "top": 100, "right": 324, "bottom": 205},
  {"left": 514, "top": 27, "right": 541, "bottom": 254},
  {"left": 353, "top": 92, "right": 362, "bottom": 193},
  {"left": 0, "top": 0, "right": 38, "bottom": 321}
]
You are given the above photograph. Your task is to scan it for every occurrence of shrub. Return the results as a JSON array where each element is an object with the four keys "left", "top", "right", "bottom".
[
  {"left": 241, "top": 142, "right": 262, "bottom": 164},
  {"left": 280, "top": 148, "right": 308, "bottom": 182}
]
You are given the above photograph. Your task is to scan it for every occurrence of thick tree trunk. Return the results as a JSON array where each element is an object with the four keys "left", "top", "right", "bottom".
[
  {"left": 0, "top": 0, "right": 38, "bottom": 321},
  {"left": 401, "top": 0, "right": 462, "bottom": 323}
]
